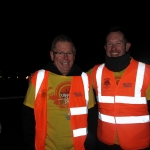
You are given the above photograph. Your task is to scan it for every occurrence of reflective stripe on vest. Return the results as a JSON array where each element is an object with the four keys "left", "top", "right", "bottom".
[
  {"left": 33, "top": 70, "right": 89, "bottom": 150},
  {"left": 35, "top": 69, "right": 45, "bottom": 99},
  {"left": 81, "top": 72, "right": 89, "bottom": 104}
]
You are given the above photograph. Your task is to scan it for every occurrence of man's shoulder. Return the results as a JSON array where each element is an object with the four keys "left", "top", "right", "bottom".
[
  {"left": 132, "top": 59, "right": 150, "bottom": 74},
  {"left": 86, "top": 64, "right": 103, "bottom": 74}
]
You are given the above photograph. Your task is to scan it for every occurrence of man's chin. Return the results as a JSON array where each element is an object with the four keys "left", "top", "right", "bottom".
[
  {"left": 61, "top": 69, "right": 70, "bottom": 75},
  {"left": 110, "top": 54, "right": 120, "bottom": 57}
]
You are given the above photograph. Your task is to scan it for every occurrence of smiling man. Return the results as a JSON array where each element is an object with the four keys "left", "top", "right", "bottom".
[
  {"left": 22, "top": 34, "right": 97, "bottom": 150},
  {"left": 50, "top": 40, "right": 75, "bottom": 75},
  {"left": 104, "top": 29, "right": 131, "bottom": 57},
  {"left": 89, "top": 26, "right": 150, "bottom": 150}
]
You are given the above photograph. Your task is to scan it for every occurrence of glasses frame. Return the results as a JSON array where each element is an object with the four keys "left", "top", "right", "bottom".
[{"left": 52, "top": 51, "right": 74, "bottom": 57}]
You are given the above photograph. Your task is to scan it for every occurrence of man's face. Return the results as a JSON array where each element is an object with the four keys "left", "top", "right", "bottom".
[
  {"left": 50, "top": 41, "right": 75, "bottom": 75},
  {"left": 104, "top": 31, "right": 131, "bottom": 57}
]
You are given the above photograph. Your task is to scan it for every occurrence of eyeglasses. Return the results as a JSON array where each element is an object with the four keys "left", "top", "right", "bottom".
[{"left": 52, "top": 51, "right": 74, "bottom": 57}]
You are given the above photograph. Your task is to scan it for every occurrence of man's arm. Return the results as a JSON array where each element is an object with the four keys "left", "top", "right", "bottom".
[
  {"left": 22, "top": 105, "right": 35, "bottom": 150},
  {"left": 147, "top": 100, "right": 150, "bottom": 114},
  {"left": 146, "top": 84, "right": 150, "bottom": 114},
  {"left": 84, "top": 103, "right": 98, "bottom": 150},
  {"left": 22, "top": 80, "right": 36, "bottom": 150}
]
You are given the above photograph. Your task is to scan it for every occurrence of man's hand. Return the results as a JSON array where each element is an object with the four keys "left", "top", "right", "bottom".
[{"left": 28, "top": 73, "right": 33, "bottom": 86}]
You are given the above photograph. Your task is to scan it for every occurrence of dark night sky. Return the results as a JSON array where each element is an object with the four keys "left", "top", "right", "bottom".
[{"left": 1, "top": 2, "right": 150, "bottom": 76}]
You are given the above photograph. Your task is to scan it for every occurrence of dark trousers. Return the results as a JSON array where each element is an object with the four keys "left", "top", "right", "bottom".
[{"left": 96, "top": 140, "right": 150, "bottom": 150}]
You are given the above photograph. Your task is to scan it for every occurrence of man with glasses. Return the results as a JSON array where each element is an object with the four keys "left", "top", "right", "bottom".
[{"left": 22, "top": 34, "right": 97, "bottom": 150}]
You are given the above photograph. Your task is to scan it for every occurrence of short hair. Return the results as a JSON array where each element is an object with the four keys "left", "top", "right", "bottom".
[
  {"left": 51, "top": 34, "right": 76, "bottom": 53},
  {"left": 105, "top": 26, "right": 130, "bottom": 43}
]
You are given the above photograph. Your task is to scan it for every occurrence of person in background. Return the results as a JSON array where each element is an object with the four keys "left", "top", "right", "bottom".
[
  {"left": 90, "top": 26, "right": 150, "bottom": 150},
  {"left": 22, "top": 34, "right": 97, "bottom": 150}
]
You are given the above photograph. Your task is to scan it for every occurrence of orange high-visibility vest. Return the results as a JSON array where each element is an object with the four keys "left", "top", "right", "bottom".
[
  {"left": 31, "top": 69, "right": 91, "bottom": 150},
  {"left": 92, "top": 59, "right": 150, "bottom": 150}
]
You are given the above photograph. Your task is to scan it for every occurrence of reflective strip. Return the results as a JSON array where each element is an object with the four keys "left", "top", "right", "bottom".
[
  {"left": 96, "top": 64, "right": 104, "bottom": 98},
  {"left": 135, "top": 62, "right": 145, "bottom": 97},
  {"left": 116, "top": 115, "right": 150, "bottom": 124},
  {"left": 99, "top": 112, "right": 150, "bottom": 124},
  {"left": 115, "top": 96, "right": 147, "bottom": 104},
  {"left": 70, "top": 107, "right": 87, "bottom": 115},
  {"left": 35, "top": 70, "right": 45, "bottom": 99},
  {"left": 98, "top": 112, "right": 115, "bottom": 123},
  {"left": 81, "top": 72, "right": 89, "bottom": 104},
  {"left": 97, "top": 96, "right": 114, "bottom": 103},
  {"left": 97, "top": 96, "right": 147, "bottom": 104},
  {"left": 73, "top": 128, "right": 87, "bottom": 137}
]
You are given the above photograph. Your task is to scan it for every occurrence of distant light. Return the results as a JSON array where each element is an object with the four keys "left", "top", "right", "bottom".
[
  {"left": 0, "top": 76, "right": 2, "bottom": 78},
  {"left": 17, "top": 76, "right": 19, "bottom": 78},
  {"left": 26, "top": 76, "right": 29, "bottom": 80},
  {"left": 8, "top": 77, "right": 10, "bottom": 79}
]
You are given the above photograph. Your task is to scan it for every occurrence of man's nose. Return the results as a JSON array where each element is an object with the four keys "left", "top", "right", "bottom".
[
  {"left": 111, "top": 44, "right": 116, "bottom": 50},
  {"left": 63, "top": 53, "right": 68, "bottom": 59}
]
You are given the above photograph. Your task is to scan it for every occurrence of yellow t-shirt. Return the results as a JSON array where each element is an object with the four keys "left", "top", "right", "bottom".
[{"left": 23, "top": 72, "right": 95, "bottom": 150}]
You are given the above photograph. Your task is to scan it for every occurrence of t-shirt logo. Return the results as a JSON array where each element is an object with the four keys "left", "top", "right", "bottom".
[{"left": 48, "top": 81, "right": 71, "bottom": 108}]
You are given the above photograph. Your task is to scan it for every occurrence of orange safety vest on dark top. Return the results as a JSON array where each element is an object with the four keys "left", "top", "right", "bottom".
[
  {"left": 92, "top": 59, "right": 150, "bottom": 150},
  {"left": 31, "top": 69, "right": 91, "bottom": 150}
]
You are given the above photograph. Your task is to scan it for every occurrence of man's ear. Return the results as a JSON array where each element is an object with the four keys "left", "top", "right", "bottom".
[
  {"left": 50, "top": 51, "right": 54, "bottom": 61},
  {"left": 126, "top": 42, "right": 131, "bottom": 52},
  {"left": 104, "top": 45, "right": 106, "bottom": 51}
]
